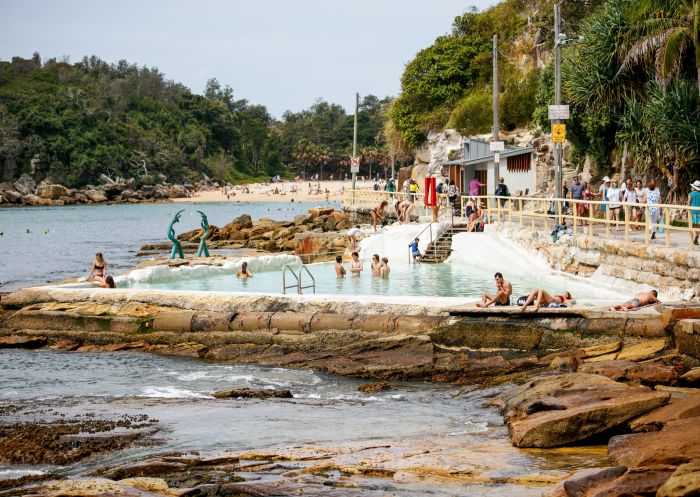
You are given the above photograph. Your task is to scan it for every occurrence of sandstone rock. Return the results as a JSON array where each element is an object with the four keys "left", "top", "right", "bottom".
[
  {"left": 581, "top": 340, "right": 623, "bottom": 358},
  {"left": 112, "top": 459, "right": 189, "bottom": 479},
  {"left": 37, "top": 184, "right": 68, "bottom": 200},
  {"left": 616, "top": 338, "right": 667, "bottom": 361},
  {"left": 12, "top": 174, "right": 35, "bottom": 195},
  {"left": 578, "top": 359, "right": 679, "bottom": 386},
  {"left": 609, "top": 418, "right": 700, "bottom": 467},
  {"left": 358, "top": 381, "right": 391, "bottom": 394},
  {"left": 168, "top": 184, "right": 188, "bottom": 198},
  {"left": 580, "top": 465, "right": 675, "bottom": 497},
  {"left": 33, "top": 478, "right": 171, "bottom": 497},
  {"left": 212, "top": 388, "right": 293, "bottom": 399},
  {"left": 542, "top": 466, "right": 628, "bottom": 497},
  {"left": 22, "top": 194, "right": 50, "bottom": 205},
  {"left": 294, "top": 214, "right": 315, "bottom": 226},
  {"left": 497, "top": 373, "right": 670, "bottom": 448},
  {"left": 630, "top": 394, "right": 700, "bottom": 431},
  {"left": 681, "top": 368, "right": 700, "bottom": 386},
  {"left": 0, "top": 335, "right": 47, "bottom": 348},
  {"left": 308, "top": 206, "right": 334, "bottom": 217},
  {"left": 2, "top": 190, "right": 22, "bottom": 203},
  {"left": 84, "top": 189, "right": 108, "bottom": 203},
  {"left": 657, "top": 459, "right": 700, "bottom": 497},
  {"left": 49, "top": 338, "right": 81, "bottom": 351}
]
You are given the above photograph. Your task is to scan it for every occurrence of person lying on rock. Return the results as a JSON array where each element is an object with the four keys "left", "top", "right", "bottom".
[
  {"left": 477, "top": 272, "right": 513, "bottom": 307},
  {"left": 520, "top": 289, "right": 574, "bottom": 312},
  {"left": 608, "top": 290, "right": 658, "bottom": 311},
  {"left": 236, "top": 261, "right": 253, "bottom": 278}
]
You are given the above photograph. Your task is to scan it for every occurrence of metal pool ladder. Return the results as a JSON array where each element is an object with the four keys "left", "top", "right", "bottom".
[{"left": 282, "top": 264, "right": 316, "bottom": 294}]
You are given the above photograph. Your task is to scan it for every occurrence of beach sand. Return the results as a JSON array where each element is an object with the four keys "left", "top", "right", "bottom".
[{"left": 172, "top": 180, "right": 366, "bottom": 204}]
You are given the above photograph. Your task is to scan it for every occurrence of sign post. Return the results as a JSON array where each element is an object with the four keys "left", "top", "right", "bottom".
[{"left": 350, "top": 156, "right": 360, "bottom": 174}]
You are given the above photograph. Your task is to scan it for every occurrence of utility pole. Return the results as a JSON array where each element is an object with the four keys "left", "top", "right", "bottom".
[
  {"left": 352, "top": 92, "right": 359, "bottom": 192},
  {"left": 492, "top": 34, "right": 500, "bottom": 184},
  {"left": 554, "top": 3, "right": 562, "bottom": 200}
]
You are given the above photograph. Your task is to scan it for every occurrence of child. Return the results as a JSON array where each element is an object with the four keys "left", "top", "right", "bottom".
[{"left": 409, "top": 238, "right": 422, "bottom": 263}]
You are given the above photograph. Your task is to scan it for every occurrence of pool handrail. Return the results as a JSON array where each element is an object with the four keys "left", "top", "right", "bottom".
[
  {"left": 282, "top": 264, "right": 316, "bottom": 294},
  {"left": 298, "top": 265, "right": 316, "bottom": 294}
]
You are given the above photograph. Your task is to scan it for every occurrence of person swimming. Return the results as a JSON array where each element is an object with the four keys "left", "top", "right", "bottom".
[
  {"left": 87, "top": 252, "right": 107, "bottom": 285},
  {"left": 236, "top": 261, "right": 253, "bottom": 278},
  {"left": 349, "top": 251, "right": 363, "bottom": 276},
  {"left": 609, "top": 290, "right": 658, "bottom": 311},
  {"left": 335, "top": 255, "right": 346, "bottom": 278},
  {"left": 520, "top": 289, "right": 574, "bottom": 312}
]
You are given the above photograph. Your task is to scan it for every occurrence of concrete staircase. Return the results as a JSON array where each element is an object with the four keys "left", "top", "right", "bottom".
[{"left": 422, "top": 225, "right": 467, "bottom": 263}]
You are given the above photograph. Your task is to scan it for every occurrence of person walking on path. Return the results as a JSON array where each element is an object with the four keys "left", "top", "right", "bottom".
[
  {"left": 623, "top": 178, "right": 640, "bottom": 230},
  {"left": 644, "top": 179, "right": 661, "bottom": 240},
  {"left": 447, "top": 180, "right": 460, "bottom": 210},
  {"left": 689, "top": 180, "right": 700, "bottom": 245},
  {"left": 595, "top": 176, "right": 611, "bottom": 218},
  {"left": 477, "top": 272, "right": 513, "bottom": 307},
  {"left": 607, "top": 179, "right": 622, "bottom": 230},
  {"left": 495, "top": 177, "right": 510, "bottom": 208},
  {"left": 569, "top": 176, "right": 585, "bottom": 225}
]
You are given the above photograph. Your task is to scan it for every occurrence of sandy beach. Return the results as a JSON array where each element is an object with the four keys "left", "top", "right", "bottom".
[{"left": 172, "top": 180, "right": 361, "bottom": 204}]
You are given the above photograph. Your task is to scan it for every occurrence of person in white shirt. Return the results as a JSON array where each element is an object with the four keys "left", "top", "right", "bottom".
[
  {"left": 346, "top": 225, "right": 361, "bottom": 250},
  {"left": 607, "top": 180, "right": 622, "bottom": 230}
]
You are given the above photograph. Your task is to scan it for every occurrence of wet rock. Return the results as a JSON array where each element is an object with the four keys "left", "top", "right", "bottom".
[
  {"left": 609, "top": 417, "right": 700, "bottom": 467},
  {"left": 681, "top": 367, "right": 700, "bottom": 386},
  {"left": 630, "top": 393, "right": 700, "bottom": 431},
  {"left": 49, "top": 337, "right": 81, "bottom": 351},
  {"left": 543, "top": 466, "right": 628, "bottom": 497},
  {"left": 111, "top": 459, "right": 189, "bottom": 479},
  {"left": 657, "top": 459, "right": 700, "bottom": 497},
  {"left": 1, "top": 190, "right": 22, "bottom": 204},
  {"left": 33, "top": 478, "right": 175, "bottom": 497},
  {"left": 0, "top": 334, "right": 47, "bottom": 349},
  {"left": 580, "top": 465, "right": 675, "bottom": 497},
  {"left": 357, "top": 381, "right": 391, "bottom": 394},
  {"left": 22, "top": 193, "right": 50, "bottom": 205},
  {"left": 212, "top": 388, "right": 293, "bottom": 399},
  {"left": 496, "top": 373, "right": 670, "bottom": 448},
  {"left": 581, "top": 340, "right": 623, "bottom": 359},
  {"left": 578, "top": 359, "right": 679, "bottom": 386}
]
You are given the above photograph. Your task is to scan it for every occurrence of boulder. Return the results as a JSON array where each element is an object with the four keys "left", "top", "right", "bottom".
[
  {"left": 36, "top": 184, "right": 68, "bottom": 200},
  {"left": 616, "top": 338, "right": 667, "bottom": 361},
  {"left": 2, "top": 190, "right": 23, "bottom": 204},
  {"left": 0, "top": 335, "right": 47, "bottom": 349},
  {"left": 578, "top": 359, "right": 679, "bottom": 386},
  {"left": 496, "top": 373, "right": 671, "bottom": 448},
  {"left": 543, "top": 466, "right": 628, "bottom": 497},
  {"left": 609, "top": 417, "right": 700, "bottom": 467},
  {"left": 168, "top": 184, "right": 188, "bottom": 198},
  {"left": 630, "top": 394, "right": 700, "bottom": 432},
  {"left": 308, "top": 206, "right": 334, "bottom": 217},
  {"left": 583, "top": 465, "right": 675, "bottom": 497},
  {"left": 294, "top": 214, "right": 315, "bottom": 226},
  {"left": 212, "top": 388, "right": 293, "bottom": 399},
  {"left": 657, "top": 459, "right": 700, "bottom": 497},
  {"left": 358, "top": 381, "right": 391, "bottom": 394},
  {"left": 219, "top": 214, "right": 254, "bottom": 240},
  {"left": 22, "top": 194, "right": 50, "bottom": 205},
  {"left": 84, "top": 189, "right": 108, "bottom": 203},
  {"left": 12, "top": 173, "right": 35, "bottom": 195},
  {"left": 681, "top": 368, "right": 700, "bottom": 386},
  {"left": 102, "top": 182, "right": 126, "bottom": 198}
]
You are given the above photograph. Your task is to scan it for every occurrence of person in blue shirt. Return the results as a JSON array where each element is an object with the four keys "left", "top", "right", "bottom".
[
  {"left": 409, "top": 238, "right": 422, "bottom": 263},
  {"left": 690, "top": 180, "right": 700, "bottom": 245}
]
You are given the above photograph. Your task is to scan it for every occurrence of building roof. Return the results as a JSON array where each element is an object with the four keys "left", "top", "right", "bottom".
[{"left": 443, "top": 137, "right": 533, "bottom": 167}]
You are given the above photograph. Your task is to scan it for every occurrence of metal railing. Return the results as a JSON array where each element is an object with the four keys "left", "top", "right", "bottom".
[
  {"left": 343, "top": 189, "right": 700, "bottom": 250},
  {"left": 282, "top": 264, "right": 316, "bottom": 294}
]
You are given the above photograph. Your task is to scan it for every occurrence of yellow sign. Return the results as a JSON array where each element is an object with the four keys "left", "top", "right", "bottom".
[{"left": 552, "top": 124, "right": 567, "bottom": 143}]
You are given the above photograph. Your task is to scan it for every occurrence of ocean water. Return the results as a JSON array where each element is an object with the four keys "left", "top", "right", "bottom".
[{"left": 0, "top": 201, "right": 338, "bottom": 290}]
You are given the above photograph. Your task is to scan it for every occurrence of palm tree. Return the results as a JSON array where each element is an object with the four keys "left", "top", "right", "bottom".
[{"left": 619, "top": 0, "right": 700, "bottom": 92}]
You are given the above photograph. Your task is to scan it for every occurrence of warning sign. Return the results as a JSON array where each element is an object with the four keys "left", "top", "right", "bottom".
[
  {"left": 552, "top": 124, "right": 567, "bottom": 143},
  {"left": 350, "top": 156, "right": 360, "bottom": 173}
]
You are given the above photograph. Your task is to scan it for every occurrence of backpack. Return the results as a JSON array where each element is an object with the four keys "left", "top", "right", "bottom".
[
  {"left": 495, "top": 184, "right": 510, "bottom": 197},
  {"left": 448, "top": 185, "right": 457, "bottom": 198}
]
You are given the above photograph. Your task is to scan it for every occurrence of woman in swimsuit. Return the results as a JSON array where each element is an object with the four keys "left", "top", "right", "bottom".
[
  {"left": 349, "top": 252, "right": 363, "bottom": 276},
  {"left": 93, "top": 276, "right": 116, "bottom": 288},
  {"left": 369, "top": 201, "right": 388, "bottom": 232},
  {"left": 520, "top": 289, "right": 574, "bottom": 312},
  {"left": 88, "top": 252, "right": 107, "bottom": 285}
]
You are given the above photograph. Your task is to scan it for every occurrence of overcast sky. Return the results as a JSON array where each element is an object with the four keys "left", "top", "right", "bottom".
[{"left": 2, "top": 0, "right": 494, "bottom": 117}]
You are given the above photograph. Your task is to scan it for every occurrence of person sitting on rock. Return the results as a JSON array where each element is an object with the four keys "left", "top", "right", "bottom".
[
  {"left": 609, "top": 290, "right": 658, "bottom": 311},
  {"left": 87, "top": 252, "right": 108, "bottom": 285},
  {"left": 236, "top": 261, "right": 253, "bottom": 278},
  {"left": 520, "top": 289, "right": 574, "bottom": 312},
  {"left": 477, "top": 272, "right": 512, "bottom": 307},
  {"left": 335, "top": 255, "right": 346, "bottom": 278}
]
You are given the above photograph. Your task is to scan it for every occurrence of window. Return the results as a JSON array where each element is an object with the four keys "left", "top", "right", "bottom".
[{"left": 506, "top": 153, "right": 531, "bottom": 173}]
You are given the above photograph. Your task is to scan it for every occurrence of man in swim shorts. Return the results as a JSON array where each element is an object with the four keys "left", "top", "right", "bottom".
[
  {"left": 477, "top": 272, "right": 512, "bottom": 307},
  {"left": 609, "top": 290, "right": 658, "bottom": 311}
]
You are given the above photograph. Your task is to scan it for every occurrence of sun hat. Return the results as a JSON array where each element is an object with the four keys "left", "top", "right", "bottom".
[
  {"left": 691, "top": 180, "right": 700, "bottom": 190},
  {"left": 603, "top": 176, "right": 611, "bottom": 182}
]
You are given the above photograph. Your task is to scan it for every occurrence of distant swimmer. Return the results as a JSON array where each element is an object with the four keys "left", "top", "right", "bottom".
[
  {"left": 380, "top": 257, "right": 390, "bottom": 278},
  {"left": 520, "top": 289, "right": 574, "bottom": 312},
  {"left": 349, "top": 251, "right": 363, "bottom": 276},
  {"left": 87, "top": 252, "right": 108, "bottom": 285},
  {"left": 371, "top": 254, "right": 382, "bottom": 277},
  {"left": 477, "top": 272, "right": 513, "bottom": 307},
  {"left": 609, "top": 290, "right": 659, "bottom": 311},
  {"left": 236, "top": 261, "right": 253, "bottom": 278},
  {"left": 335, "top": 255, "right": 346, "bottom": 278},
  {"left": 93, "top": 276, "right": 116, "bottom": 288}
]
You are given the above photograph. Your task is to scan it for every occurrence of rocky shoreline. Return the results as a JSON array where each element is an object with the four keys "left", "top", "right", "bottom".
[{"left": 0, "top": 173, "right": 198, "bottom": 207}]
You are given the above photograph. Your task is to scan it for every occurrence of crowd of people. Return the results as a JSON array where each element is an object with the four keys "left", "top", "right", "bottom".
[{"left": 335, "top": 252, "right": 390, "bottom": 279}]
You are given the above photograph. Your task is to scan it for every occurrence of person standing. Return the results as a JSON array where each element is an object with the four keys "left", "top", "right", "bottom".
[
  {"left": 349, "top": 251, "right": 364, "bottom": 276},
  {"left": 607, "top": 179, "right": 622, "bottom": 230},
  {"left": 236, "top": 261, "right": 253, "bottom": 278},
  {"left": 582, "top": 181, "right": 593, "bottom": 222},
  {"left": 689, "top": 180, "right": 700, "bottom": 245},
  {"left": 408, "top": 179, "right": 419, "bottom": 202},
  {"left": 380, "top": 257, "right": 390, "bottom": 278},
  {"left": 623, "top": 178, "right": 639, "bottom": 230},
  {"left": 447, "top": 180, "right": 460, "bottom": 209},
  {"left": 335, "top": 255, "right": 346, "bottom": 278},
  {"left": 596, "top": 176, "right": 611, "bottom": 218},
  {"left": 495, "top": 177, "right": 510, "bottom": 207},
  {"left": 370, "top": 254, "right": 382, "bottom": 276},
  {"left": 644, "top": 179, "right": 661, "bottom": 240},
  {"left": 569, "top": 176, "right": 585, "bottom": 225},
  {"left": 468, "top": 175, "right": 483, "bottom": 197},
  {"left": 409, "top": 238, "right": 422, "bottom": 263},
  {"left": 386, "top": 178, "right": 395, "bottom": 198}
]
